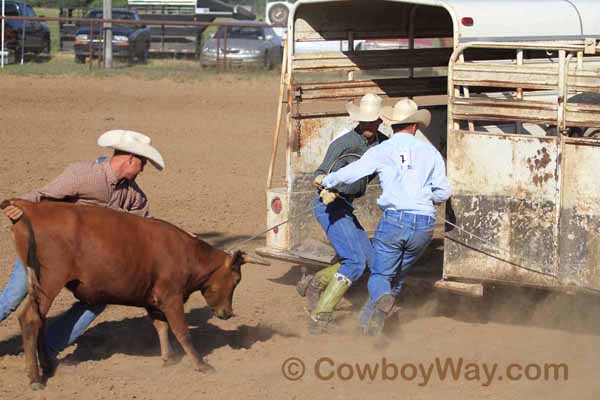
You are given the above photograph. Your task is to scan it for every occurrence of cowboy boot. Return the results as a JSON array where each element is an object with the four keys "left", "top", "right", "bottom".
[
  {"left": 297, "top": 263, "right": 341, "bottom": 312},
  {"left": 296, "top": 270, "right": 314, "bottom": 297},
  {"left": 296, "top": 263, "right": 340, "bottom": 295},
  {"left": 308, "top": 273, "right": 351, "bottom": 335},
  {"left": 366, "top": 294, "right": 395, "bottom": 336},
  {"left": 315, "top": 263, "right": 340, "bottom": 288}
]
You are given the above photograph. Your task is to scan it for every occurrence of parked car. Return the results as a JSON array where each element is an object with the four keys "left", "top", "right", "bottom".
[
  {"left": 200, "top": 21, "right": 283, "bottom": 69},
  {"left": 2, "top": 0, "right": 51, "bottom": 55},
  {"left": 73, "top": 9, "right": 151, "bottom": 64}
]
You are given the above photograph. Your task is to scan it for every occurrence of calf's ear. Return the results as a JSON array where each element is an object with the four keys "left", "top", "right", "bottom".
[{"left": 229, "top": 250, "right": 244, "bottom": 268}]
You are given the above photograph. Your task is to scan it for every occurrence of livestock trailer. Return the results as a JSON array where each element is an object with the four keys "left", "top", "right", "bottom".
[{"left": 257, "top": 0, "right": 600, "bottom": 297}]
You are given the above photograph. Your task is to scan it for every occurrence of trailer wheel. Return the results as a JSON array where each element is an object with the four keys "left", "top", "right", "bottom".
[{"left": 75, "top": 55, "right": 86, "bottom": 64}]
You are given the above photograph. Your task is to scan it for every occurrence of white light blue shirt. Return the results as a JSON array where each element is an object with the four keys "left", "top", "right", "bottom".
[{"left": 323, "top": 133, "right": 451, "bottom": 217}]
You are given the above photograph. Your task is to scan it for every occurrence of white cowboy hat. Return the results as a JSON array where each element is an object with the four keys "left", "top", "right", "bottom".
[
  {"left": 381, "top": 99, "right": 431, "bottom": 130},
  {"left": 97, "top": 130, "right": 165, "bottom": 171},
  {"left": 346, "top": 93, "right": 383, "bottom": 122}
]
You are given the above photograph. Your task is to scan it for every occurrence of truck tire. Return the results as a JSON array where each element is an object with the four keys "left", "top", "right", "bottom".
[
  {"left": 264, "top": 52, "right": 273, "bottom": 70},
  {"left": 139, "top": 45, "right": 149, "bottom": 64},
  {"left": 75, "top": 55, "right": 86, "bottom": 64}
]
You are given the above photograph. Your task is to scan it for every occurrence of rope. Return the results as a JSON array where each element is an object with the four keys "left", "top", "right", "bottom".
[
  {"left": 226, "top": 153, "right": 364, "bottom": 251},
  {"left": 442, "top": 219, "right": 558, "bottom": 279},
  {"left": 233, "top": 152, "right": 559, "bottom": 280},
  {"left": 225, "top": 205, "right": 317, "bottom": 252}
]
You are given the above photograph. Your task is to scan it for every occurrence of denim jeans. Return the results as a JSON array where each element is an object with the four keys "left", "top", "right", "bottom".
[
  {"left": 312, "top": 198, "right": 374, "bottom": 282},
  {"left": 359, "top": 210, "right": 434, "bottom": 328},
  {"left": 0, "top": 258, "right": 105, "bottom": 357}
]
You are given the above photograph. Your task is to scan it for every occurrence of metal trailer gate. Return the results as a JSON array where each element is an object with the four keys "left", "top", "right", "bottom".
[{"left": 445, "top": 42, "right": 600, "bottom": 294}]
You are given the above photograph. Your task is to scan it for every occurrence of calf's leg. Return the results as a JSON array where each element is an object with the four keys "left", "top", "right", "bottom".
[
  {"left": 147, "top": 309, "right": 176, "bottom": 367},
  {"left": 19, "top": 299, "right": 44, "bottom": 390},
  {"left": 162, "top": 302, "right": 214, "bottom": 373},
  {"left": 36, "top": 289, "right": 60, "bottom": 377}
]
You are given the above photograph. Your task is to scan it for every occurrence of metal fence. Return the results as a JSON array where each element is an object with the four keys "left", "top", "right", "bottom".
[{"left": 0, "top": 15, "right": 279, "bottom": 70}]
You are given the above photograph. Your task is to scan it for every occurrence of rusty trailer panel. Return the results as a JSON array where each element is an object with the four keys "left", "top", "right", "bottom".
[
  {"left": 296, "top": 77, "right": 448, "bottom": 101},
  {"left": 292, "top": 48, "right": 453, "bottom": 72},
  {"left": 453, "top": 62, "right": 600, "bottom": 93},
  {"left": 452, "top": 98, "right": 558, "bottom": 125},
  {"left": 559, "top": 141, "right": 600, "bottom": 291},
  {"left": 288, "top": 114, "right": 355, "bottom": 192},
  {"left": 565, "top": 103, "right": 600, "bottom": 127},
  {"left": 444, "top": 130, "right": 560, "bottom": 288},
  {"left": 452, "top": 63, "right": 559, "bottom": 90}
]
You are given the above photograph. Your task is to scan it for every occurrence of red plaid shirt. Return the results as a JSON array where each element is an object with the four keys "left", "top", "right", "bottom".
[{"left": 20, "top": 158, "right": 151, "bottom": 218}]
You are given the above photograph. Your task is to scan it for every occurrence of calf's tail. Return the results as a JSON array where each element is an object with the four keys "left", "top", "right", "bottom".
[{"left": 1, "top": 200, "right": 42, "bottom": 297}]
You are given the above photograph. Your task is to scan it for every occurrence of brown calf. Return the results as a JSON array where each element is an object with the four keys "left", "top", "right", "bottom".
[{"left": 0, "top": 199, "right": 268, "bottom": 390}]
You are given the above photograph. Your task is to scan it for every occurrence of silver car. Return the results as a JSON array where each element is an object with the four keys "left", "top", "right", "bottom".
[{"left": 201, "top": 22, "right": 283, "bottom": 70}]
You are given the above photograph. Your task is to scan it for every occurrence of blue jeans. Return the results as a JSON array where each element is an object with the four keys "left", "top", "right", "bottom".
[
  {"left": 312, "top": 198, "right": 373, "bottom": 282},
  {"left": 359, "top": 210, "right": 434, "bottom": 328},
  {"left": 0, "top": 258, "right": 105, "bottom": 358}
]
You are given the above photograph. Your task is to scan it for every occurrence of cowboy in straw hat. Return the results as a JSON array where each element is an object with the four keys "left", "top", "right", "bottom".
[
  {"left": 1, "top": 129, "right": 164, "bottom": 367},
  {"left": 321, "top": 99, "right": 451, "bottom": 336},
  {"left": 297, "top": 93, "right": 389, "bottom": 334}
]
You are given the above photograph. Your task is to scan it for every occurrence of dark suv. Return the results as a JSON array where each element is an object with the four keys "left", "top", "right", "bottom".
[
  {"left": 73, "top": 9, "right": 151, "bottom": 64},
  {"left": 2, "top": 1, "right": 51, "bottom": 55}
]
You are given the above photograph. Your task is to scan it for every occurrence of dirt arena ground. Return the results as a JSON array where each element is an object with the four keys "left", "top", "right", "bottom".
[{"left": 1, "top": 73, "right": 600, "bottom": 400}]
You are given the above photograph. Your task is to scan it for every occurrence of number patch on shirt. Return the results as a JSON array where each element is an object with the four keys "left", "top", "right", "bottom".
[{"left": 398, "top": 151, "right": 411, "bottom": 169}]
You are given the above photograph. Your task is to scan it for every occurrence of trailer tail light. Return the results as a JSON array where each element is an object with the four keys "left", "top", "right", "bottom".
[
  {"left": 461, "top": 17, "right": 474, "bottom": 27},
  {"left": 271, "top": 197, "right": 282, "bottom": 214}
]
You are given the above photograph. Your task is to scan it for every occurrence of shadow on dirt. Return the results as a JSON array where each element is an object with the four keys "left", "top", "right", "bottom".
[{"left": 0, "top": 306, "right": 286, "bottom": 362}]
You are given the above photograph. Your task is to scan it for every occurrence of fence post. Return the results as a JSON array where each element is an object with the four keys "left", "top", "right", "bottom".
[
  {"left": 103, "top": 0, "right": 112, "bottom": 69},
  {"left": 20, "top": 17, "right": 24, "bottom": 64},
  {"left": 88, "top": 18, "right": 93, "bottom": 70},
  {"left": 223, "top": 25, "right": 228, "bottom": 70},
  {"left": 216, "top": 32, "right": 221, "bottom": 71},
  {"left": 1, "top": 1, "right": 5, "bottom": 68}
]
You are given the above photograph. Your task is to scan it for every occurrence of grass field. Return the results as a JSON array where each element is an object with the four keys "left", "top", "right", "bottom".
[
  {"left": 35, "top": 7, "right": 60, "bottom": 53},
  {"left": 1, "top": 51, "right": 279, "bottom": 82}
]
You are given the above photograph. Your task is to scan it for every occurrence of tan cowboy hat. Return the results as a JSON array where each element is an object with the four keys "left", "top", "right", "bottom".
[
  {"left": 346, "top": 93, "right": 383, "bottom": 122},
  {"left": 97, "top": 130, "right": 165, "bottom": 171},
  {"left": 381, "top": 99, "right": 431, "bottom": 130}
]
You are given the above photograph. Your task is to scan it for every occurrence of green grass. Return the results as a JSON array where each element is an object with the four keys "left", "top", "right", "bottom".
[
  {"left": 35, "top": 7, "right": 60, "bottom": 53},
  {"left": 1, "top": 51, "right": 280, "bottom": 82}
]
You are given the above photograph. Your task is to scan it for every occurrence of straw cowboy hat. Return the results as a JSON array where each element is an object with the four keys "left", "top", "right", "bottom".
[
  {"left": 346, "top": 93, "right": 383, "bottom": 122},
  {"left": 97, "top": 130, "right": 165, "bottom": 171},
  {"left": 381, "top": 99, "right": 431, "bottom": 130}
]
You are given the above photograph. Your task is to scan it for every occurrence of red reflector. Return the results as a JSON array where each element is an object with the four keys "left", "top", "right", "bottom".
[
  {"left": 461, "top": 17, "right": 474, "bottom": 26},
  {"left": 271, "top": 197, "right": 283, "bottom": 214},
  {"left": 273, "top": 226, "right": 279, "bottom": 234}
]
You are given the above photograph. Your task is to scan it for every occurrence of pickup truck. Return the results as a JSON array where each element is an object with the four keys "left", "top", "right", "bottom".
[
  {"left": 73, "top": 8, "right": 151, "bottom": 64},
  {"left": 2, "top": 0, "right": 51, "bottom": 55}
]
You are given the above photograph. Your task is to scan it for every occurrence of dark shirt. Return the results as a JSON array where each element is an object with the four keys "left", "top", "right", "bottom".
[{"left": 315, "top": 129, "right": 388, "bottom": 200}]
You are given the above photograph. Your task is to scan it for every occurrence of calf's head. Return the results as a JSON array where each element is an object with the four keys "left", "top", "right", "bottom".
[{"left": 201, "top": 250, "right": 269, "bottom": 320}]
